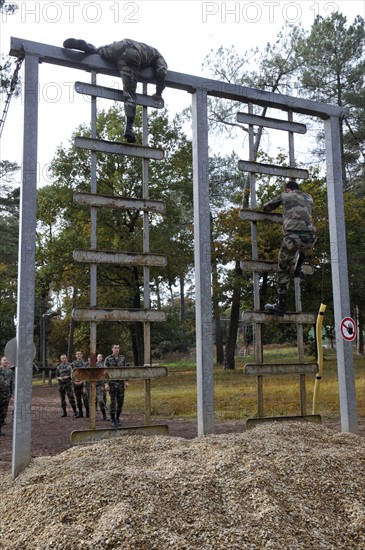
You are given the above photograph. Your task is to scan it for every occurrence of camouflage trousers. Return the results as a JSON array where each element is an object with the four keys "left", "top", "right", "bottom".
[
  {"left": 96, "top": 383, "right": 107, "bottom": 413},
  {"left": 277, "top": 232, "right": 316, "bottom": 295},
  {"left": 73, "top": 383, "right": 89, "bottom": 414},
  {"left": 58, "top": 381, "right": 77, "bottom": 411},
  {"left": 0, "top": 391, "right": 11, "bottom": 427},
  {"left": 97, "top": 42, "right": 167, "bottom": 117},
  {"left": 109, "top": 382, "right": 125, "bottom": 420}
]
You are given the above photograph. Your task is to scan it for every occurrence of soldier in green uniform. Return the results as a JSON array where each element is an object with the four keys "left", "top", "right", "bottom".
[
  {"left": 63, "top": 37, "right": 167, "bottom": 144},
  {"left": 55, "top": 354, "right": 78, "bottom": 418},
  {"left": 104, "top": 344, "right": 129, "bottom": 428},
  {"left": 0, "top": 356, "right": 14, "bottom": 435},
  {"left": 72, "top": 351, "right": 90, "bottom": 418},
  {"left": 263, "top": 179, "right": 317, "bottom": 315}
]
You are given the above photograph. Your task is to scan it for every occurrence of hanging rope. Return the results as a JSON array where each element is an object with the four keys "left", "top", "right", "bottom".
[{"left": 0, "top": 56, "right": 23, "bottom": 138}]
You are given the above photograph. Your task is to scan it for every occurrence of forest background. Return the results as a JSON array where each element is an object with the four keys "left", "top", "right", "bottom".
[{"left": 0, "top": 7, "right": 364, "bottom": 370}]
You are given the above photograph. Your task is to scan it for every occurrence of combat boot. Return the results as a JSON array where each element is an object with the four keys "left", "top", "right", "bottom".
[
  {"left": 124, "top": 118, "right": 136, "bottom": 143},
  {"left": 63, "top": 38, "right": 97, "bottom": 54},
  {"left": 111, "top": 416, "right": 117, "bottom": 428},
  {"left": 75, "top": 410, "right": 83, "bottom": 418},
  {"left": 124, "top": 104, "right": 136, "bottom": 143},
  {"left": 265, "top": 295, "right": 286, "bottom": 316},
  {"left": 61, "top": 408, "right": 67, "bottom": 418}
]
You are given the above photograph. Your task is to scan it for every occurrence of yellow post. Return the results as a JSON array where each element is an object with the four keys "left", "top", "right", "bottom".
[{"left": 312, "top": 303, "right": 327, "bottom": 414}]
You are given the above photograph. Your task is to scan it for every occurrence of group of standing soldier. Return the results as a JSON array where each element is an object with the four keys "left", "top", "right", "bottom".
[{"left": 56, "top": 344, "right": 128, "bottom": 428}]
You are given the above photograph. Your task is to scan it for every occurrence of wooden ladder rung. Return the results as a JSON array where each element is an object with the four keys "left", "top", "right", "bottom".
[
  {"left": 240, "top": 260, "right": 314, "bottom": 275},
  {"left": 244, "top": 363, "right": 318, "bottom": 376},
  {"left": 242, "top": 311, "right": 316, "bottom": 324}
]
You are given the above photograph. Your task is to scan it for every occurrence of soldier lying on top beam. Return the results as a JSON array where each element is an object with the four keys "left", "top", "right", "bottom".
[{"left": 63, "top": 37, "right": 168, "bottom": 144}]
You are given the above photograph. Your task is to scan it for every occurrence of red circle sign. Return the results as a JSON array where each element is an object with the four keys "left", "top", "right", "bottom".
[{"left": 340, "top": 317, "right": 356, "bottom": 341}]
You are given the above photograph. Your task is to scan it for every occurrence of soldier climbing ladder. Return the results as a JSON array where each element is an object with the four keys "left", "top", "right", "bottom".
[{"left": 237, "top": 103, "right": 321, "bottom": 428}]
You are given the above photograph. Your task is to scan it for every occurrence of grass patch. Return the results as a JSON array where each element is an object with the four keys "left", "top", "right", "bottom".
[
  {"left": 33, "top": 350, "right": 365, "bottom": 421},
  {"left": 123, "top": 351, "right": 365, "bottom": 421}
]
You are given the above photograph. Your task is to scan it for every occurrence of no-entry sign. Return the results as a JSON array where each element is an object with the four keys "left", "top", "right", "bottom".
[{"left": 340, "top": 317, "right": 356, "bottom": 341}]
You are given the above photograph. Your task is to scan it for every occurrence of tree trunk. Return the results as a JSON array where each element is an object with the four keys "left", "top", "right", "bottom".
[
  {"left": 156, "top": 278, "right": 161, "bottom": 310},
  {"left": 210, "top": 211, "right": 224, "bottom": 364},
  {"left": 212, "top": 254, "right": 224, "bottom": 364},
  {"left": 131, "top": 267, "right": 144, "bottom": 365},
  {"left": 359, "top": 317, "right": 364, "bottom": 355},
  {"left": 215, "top": 315, "right": 224, "bottom": 364},
  {"left": 356, "top": 305, "right": 364, "bottom": 355},
  {"left": 179, "top": 273, "right": 188, "bottom": 354},
  {"left": 224, "top": 261, "right": 242, "bottom": 370}
]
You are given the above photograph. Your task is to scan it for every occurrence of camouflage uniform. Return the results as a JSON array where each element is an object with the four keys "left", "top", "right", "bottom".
[
  {"left": 56, "top": 362, "right": 77, "bottom": 417},
  {"left": 96, "top": 359, "right": 108, "bottom": 421},
  {"left": 263, "top": 188, "right": 316, "bottom": 296},
  {"left": 97, "top": 39, "right": 167, "bottom": 110},
  {"left": 72, "top": 359, "right": 90, "bottom": 417},
  {"left": 104, "top": 353, "right": 126, "bottom": 426},
  {"left": 63, "top": 37, "right": 167, "bottom": 143},
  {"left": 0, "top": 365, "right": 14, "bottom": 430}
]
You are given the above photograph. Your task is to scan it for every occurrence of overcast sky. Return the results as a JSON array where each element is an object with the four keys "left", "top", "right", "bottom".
[{"left": 1, "top": 0, "right": 364, "bottom": 182}]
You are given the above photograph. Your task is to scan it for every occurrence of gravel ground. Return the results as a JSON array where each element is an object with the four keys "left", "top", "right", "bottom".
[{"left": 0, "top": 422, "right": 364, "bottom": 549}]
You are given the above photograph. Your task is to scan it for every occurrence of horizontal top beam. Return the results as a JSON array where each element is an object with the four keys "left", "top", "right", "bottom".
[{"left": 9, "top": 37, "right": 344, "bottom": 119}]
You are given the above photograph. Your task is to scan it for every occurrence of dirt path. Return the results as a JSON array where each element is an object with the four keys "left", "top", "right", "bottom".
[{"left": 1, "top": 384, "right": 364, "bottom": 473}]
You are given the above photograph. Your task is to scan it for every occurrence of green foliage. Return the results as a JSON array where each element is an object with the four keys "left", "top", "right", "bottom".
[
  {"left": 2, "top": 12, "right": 364, "bottom": 365},
  {"left": 342, "top": 87, "right": 365, "bottom": 194},
  {"left": 202, "top": 23, "right": 305, "bottom": 137},
  {"left": 151, "top": 303, "right": 196, "bottom": 358},
  {"left": 296, "top": 13, "right": 365, "bottom": 191},
  {"left": 0, "top": 0, "right": 18, "bottom": 15},
  {"left": 37, "top": 107, "right": 195, "bottom": 359},
  {"left": 202, "top": 12, "right": 365, "bottom": 362},
  {"left": 296, "top": 13, "right": 365, "bottom": 103},
  {"left": 0, "top": 55, "right": 21, "bottom": 99},
  {"left": 120, "top": 353, "right": 365, "bottom": 420}
]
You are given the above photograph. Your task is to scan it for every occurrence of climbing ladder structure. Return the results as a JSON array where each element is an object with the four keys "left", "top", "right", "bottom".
[
  {"left": 68, "top": 74, "right": 169, "bottom": 444},
  {"left": 237, "top": 104, "right": 321, "bottom": 428},
  {"left": 9, "top": 36, "right": 357, "bottom": 478}
]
